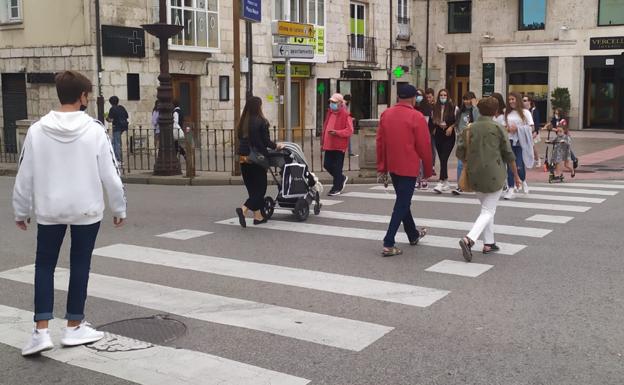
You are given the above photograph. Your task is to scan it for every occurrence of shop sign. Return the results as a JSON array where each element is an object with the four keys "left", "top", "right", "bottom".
[
  {"left": 273, "top": 63, "right": 312, "bottom": 78},
  {"left": 271, "top": 20, "right": 315, "bottom": 38},
  {"left": 340, "top": 70, "right": 372, "bottom": 79},
  {"left": 482, "top": 63, "right": 495, "bottom": 97},
  {"left": 590, "top": 36, "right": 624, "bottom": 50},
  {"left": 241, "top": 0, "right": 261, "bottom": 23},
  {"left": 286, "top": 26, "right": 325, "bottom": 55},
  {"left": 102, "top": 25, "right": 145, "bottom": 58}
]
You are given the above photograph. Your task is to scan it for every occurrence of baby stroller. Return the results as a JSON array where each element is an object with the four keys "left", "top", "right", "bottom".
[
  {"left": 264, "top": 143, "right": 323, "bottom": 221},
  {"left": 545, "top": 138, "right": 564, "bottom": 184}
]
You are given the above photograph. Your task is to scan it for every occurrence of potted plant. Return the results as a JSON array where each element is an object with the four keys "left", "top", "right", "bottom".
[{"left": 550, "top": 87, "right": 571, "bottom": 116}]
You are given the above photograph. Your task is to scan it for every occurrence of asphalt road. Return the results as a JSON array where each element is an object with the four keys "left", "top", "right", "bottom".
[{"left": 0, "top": 176, "right": 623, "bottom": 385}]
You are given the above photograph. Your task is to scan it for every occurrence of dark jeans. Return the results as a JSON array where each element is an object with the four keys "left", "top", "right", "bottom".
[
  {"left": 430, "top": 133, "right": 437, "bottom": 168},
  {"left": 507, "top": 142, "right": 526, "bottom": 187},
  {"left": 434, "top": 129, "right": 456, "bottom": 181},
  {"left": 323, "top": 150, "right": 346, "bottom": 192},
  {"left": 34, "top": 222, "right": 101, "bottom": 322},
  {"left": 241, "top": 163, "right": 268, "bottom": 211},
  {"left": 383, "top": 174, "right": 418, "bottom": 248}
]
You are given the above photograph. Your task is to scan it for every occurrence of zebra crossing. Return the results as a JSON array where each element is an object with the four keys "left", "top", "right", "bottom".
[{"left": 0, "top": 181, "right": 620, "bottom": 384}]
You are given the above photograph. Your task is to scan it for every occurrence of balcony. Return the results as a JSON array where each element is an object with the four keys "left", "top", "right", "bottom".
[
  {"left": 397, "top": 17, "right": 411, "bottom": 40},
  {"left": 348, "top": 35, "right": 377, "bottom": 64}
]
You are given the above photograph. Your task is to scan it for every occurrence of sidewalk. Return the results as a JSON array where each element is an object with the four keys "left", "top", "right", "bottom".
[{"left": 2, "top": 130, "right": 624, "bottom": 184}]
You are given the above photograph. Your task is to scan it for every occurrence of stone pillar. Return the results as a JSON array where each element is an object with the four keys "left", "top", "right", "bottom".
[
  {"left": 357, "top": 118, "right": 379, "bottom": 178},
  {"left": 15, "top": 119, "right": 35, "bottom": 155}
]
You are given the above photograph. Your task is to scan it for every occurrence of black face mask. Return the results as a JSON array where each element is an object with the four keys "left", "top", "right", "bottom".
[{"left": 80, "top": 105, "right": 88, "bottom": 111}]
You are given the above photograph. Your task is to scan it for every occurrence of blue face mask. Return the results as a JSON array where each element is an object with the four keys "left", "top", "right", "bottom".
[
  {"left": 416, "top": 95, "right": 424, "bottom": 103},
  {"left": 439, "top": 98, "right": 448, "bottom": 104},
  {"left": 329, "top": 102, "right": 339, "bottom": 111}
]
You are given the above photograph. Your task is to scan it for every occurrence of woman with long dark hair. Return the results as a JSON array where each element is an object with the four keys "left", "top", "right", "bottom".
[
  {"left": 503, "top": 92, "right": 534, "bottom": 200},
  {"left": 452, "top": 91, "right": 479, "bottom": 195},
  {"left": 235, "top": 96, "right": 284, "bottom": 227},
  {"left": 432, "top": 89, "right": 457, "bottom": 193}
]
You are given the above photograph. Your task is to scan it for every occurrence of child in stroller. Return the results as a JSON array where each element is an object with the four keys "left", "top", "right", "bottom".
[{"left": 263, "top": 143, "right": 323, "bottom": 221}]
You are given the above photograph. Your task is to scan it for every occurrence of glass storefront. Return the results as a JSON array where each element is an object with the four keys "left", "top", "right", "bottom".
[
  {"left": 506, "top": 57, "right": 549, "bottom": 124},
  {"left": 584, "top": 56, "right": 624, "bottom": 129}
]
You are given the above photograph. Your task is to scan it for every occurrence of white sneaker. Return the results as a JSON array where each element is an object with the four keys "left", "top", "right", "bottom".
[
  {"left": 341, "top": 176, "right": 349, "bottom": 193},
  {"left": 433, "top": 182, "right": 444, "bottom": 194},
  {"left": 441, "top": 181, "right": 451, "bottom": 192},
  {"left": 521, "top": 181, "right": 530, "bottom": 194},
  {"left": 61, "top": 322, "right": 104, "bottom": 347},
  {"left": 503, "top": 188, "right": 516, "bottom": 200},
  {"left": 22, "top": 328, "right": 54, "bottom": 356}
]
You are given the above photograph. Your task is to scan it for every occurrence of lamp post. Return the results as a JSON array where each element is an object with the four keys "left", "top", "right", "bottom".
[{"left": 142, "top": 0, "right": 184, "bottom": 176}]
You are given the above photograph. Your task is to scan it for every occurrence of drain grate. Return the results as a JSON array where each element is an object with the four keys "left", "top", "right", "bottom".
[{"left": 96, "top": 314, "right": 187, "bottom": 345}]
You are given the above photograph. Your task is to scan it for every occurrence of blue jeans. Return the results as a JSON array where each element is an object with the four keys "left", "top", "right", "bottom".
[
  {"left": 383, "top": 174, "right": 418, "bottom": 248},
  {"left": 34, "top": 222, "right": 101, "bottom": 322},
  {"left": 457, "top": 159, "right": 463, "bottom": 183},
  {"left": 112, "top": 130, "right": 122, "bottom": 162},
  {"left": 323, "top": 150, "right": 345, "bottom": 192},
  {"left": 507, "top": 142, "right": 526, "bottom": 187}
]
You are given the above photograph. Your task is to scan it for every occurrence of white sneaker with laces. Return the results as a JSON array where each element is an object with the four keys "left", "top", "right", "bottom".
[
  {"left": 522, "top": 181, "right": 530, "bottom": 194},
  {"left": 22, "top": 328, "right": 54, "bottom": 356},
  {"left": 433, "top": 182, "right": 444, "bottom": 194},
  {"left": 441, "top": 180, "right": 451, "bottom": 192},
  {"left": 61, "top": 322, "right": 104, "bottom": 347},
  {"left": 503, "top": 188, "right": 516, "bottom": 200}
]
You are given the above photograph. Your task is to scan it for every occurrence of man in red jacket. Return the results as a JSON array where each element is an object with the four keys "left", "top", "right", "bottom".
[
  {"left": 377, "top": 84, "right": 433, "bottom": 257},
  {"left": 322, "top": 93, "right": 354, "bottom": 196}
]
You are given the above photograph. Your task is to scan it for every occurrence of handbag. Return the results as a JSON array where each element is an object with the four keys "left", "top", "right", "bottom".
[
  {"left": 458, "top": 128, "right": 473, "bottom": 192},
  {"left": 247, "top": 147, "right": 269, "bottom": 169}
]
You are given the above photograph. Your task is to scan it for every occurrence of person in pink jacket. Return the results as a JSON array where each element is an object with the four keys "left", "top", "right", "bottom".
[{"left": 321, "top": 93, "right": 354, "bottom": 196}]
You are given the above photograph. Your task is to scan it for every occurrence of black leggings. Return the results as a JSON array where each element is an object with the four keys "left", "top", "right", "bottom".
[
  {"left": 434, "top": 128, "right": 456, "bottom": 181},
  {"left": 241, "top": 163, "right": 268, "bottom": 211}
]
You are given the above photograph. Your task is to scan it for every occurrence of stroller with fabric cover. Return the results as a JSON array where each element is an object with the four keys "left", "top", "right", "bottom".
[{"left": 264, "top": 143, "right": 323, "bottom": 221}]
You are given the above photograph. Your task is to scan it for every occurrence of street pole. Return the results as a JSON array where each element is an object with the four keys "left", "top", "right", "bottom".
[
  {"left": 388, "top": 0, "right": 393, "bottom": 107},
  {"left": 233, "top": 0, "right": 242, "bottom": 175},
  {"left": 285, "top": 57, "right": 291, "bottom": 142},
  {"left": 245, "top": 20, "right": 253, "bottom": 100},
  {"left": 425, "top": 0, "right": 430, "bottom": 90},
  {"left": 94, "top": 0, "right": 104, "bottom": 123}
]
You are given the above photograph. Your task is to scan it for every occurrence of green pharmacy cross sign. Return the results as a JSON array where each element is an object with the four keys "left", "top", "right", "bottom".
[
  {"left": 392, "top": 66, "right": 405, "bottom": 78},
  {"left": 317, "top": 82, "right": 326, "bottom": 95},
  {"left": 377, "top": 82, "right": 386, "bottom": 94}
]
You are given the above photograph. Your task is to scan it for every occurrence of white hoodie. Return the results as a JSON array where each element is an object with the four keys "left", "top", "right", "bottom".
[{"left": 13, "top": 110, "right": 126, "bottom": 225}]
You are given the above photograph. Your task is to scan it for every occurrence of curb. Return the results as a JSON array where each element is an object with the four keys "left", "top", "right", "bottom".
[{"left": 121, "top": 175, "right": 379, "bottom": 186}]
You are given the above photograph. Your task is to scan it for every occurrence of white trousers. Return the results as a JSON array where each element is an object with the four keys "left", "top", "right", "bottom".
[{"left": 467, "top": 189, "right": 503, "bottom": 244}]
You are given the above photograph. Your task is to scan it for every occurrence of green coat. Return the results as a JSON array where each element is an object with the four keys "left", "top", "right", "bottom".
[{"left": 456, "top": 116, "right": 516, "bottom": 193}]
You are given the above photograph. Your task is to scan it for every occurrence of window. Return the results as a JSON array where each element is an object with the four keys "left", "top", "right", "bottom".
[
  {"left": 398, "top": 0, "right": 409, "bottom": 24},
  {"left": 448, "top": 1, "right": 471, "bottom": 33},
  {"left": 170, "top": 0, "right": 219, "bottom": 51},
  {"left": 519, "top": 0, "right": 546, "bottom": 30},
  {"left": 0, "top": 0, "right": 22, "bottom": 23},
  {"left": 598, "top": 0, "right": 624, "bottom": 26},
  {"left": 219, "top": 76, "right": 229, "bottom": 101},
  {"left": 127, "top": 74, "right": 140, "bottom": 101},
  {"left": 274, "top": 0, "right": 324, "bottom": 25}
]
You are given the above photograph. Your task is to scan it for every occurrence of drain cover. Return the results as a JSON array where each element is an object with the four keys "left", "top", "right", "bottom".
[{"left": 97, "top": 315, "right": 187, "bottom": 345}]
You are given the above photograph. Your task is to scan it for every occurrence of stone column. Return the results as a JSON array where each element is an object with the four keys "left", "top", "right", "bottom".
[
  {"left": 357, "top": 118, "right": 379, "bottom": 178},
  {"left": 15, "top": 119, "right": 35, "bottom": 155}
]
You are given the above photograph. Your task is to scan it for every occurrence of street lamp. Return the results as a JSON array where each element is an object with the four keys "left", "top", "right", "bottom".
[{"left": 142, "top": 0, "right": 184, "bottom": 176}]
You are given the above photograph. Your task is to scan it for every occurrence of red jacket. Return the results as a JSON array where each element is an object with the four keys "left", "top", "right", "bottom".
[
  {"left": 322, "top": 107, "right": 353, "bottom": 152},
  {"left": 376, "top": 102, "right": 433, "bottom": 178}
]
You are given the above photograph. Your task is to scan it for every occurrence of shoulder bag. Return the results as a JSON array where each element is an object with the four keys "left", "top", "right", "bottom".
[{"left": 458, "top": 127, "right": 473, "bottom": 192}]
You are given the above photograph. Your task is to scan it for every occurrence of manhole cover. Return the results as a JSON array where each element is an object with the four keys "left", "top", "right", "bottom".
[{"left": 97, "top": 315, "right": 187, "bottom": 345}]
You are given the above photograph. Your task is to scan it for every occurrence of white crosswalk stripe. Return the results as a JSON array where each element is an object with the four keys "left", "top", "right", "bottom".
[
  {"left": 526, "top": 214, "right": 574, "bottom": 224},
  {"left": 93, "top": 244, "right": 449, "bottom": 308},
  {"left": 0, "top": 305, "right": 310, "bottom": 385},
  {"left": 156, "top": 229, "right": 213, "bottom": 240},
  {"left": 342, "top": 191, "right": 591, "bottom": 212},
  {"left": 217, "top": 217, "right": 527, "bottom": 255},
  {"left": 425, "top": 260, "right": 494, "bottom": 278},
  {"left": 0, "top": 265, "right": 393, "bottom": 351},
  {"left": 273, "top": 209, "right": 551, "bottom": 238},
  {"left": 553, "top": 182, "right": 624, "bottom": 189}
]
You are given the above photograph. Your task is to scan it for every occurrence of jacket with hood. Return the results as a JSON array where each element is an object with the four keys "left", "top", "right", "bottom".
[{"left": 13, "top": 110, "right": 127, "bottom": 225}]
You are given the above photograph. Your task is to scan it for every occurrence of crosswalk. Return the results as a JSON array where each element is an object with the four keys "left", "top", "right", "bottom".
[{"left": 0, "top": 180, "right": 620, "bottom": 384}]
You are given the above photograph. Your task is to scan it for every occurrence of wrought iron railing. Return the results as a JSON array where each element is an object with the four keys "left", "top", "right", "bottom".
[{"left": 348, "top": 35, "right": 377, "bottom": 63}]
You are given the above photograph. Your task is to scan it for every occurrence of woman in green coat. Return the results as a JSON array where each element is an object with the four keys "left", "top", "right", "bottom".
[{"left": 455, "top": 97, "right": 522, "bottom": 262}]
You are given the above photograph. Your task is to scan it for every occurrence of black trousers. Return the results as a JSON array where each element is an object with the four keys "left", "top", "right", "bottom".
[
  {"left": 241, "top": 163, "right": 268, "bottom": 211},
  {"left": 323, "top": 150, "right": 345, "bottom": 192},
  {"left": 434, "top": 128, "right": 456, "bottom": 181}
]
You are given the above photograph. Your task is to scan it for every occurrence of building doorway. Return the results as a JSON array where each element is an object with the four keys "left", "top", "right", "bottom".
[
  {"left": 278, "top": 78, "right": 306, "bottom": 140},
  {"left": 172, "top": 75, "right": 200, "bottom": 132},
  {"left": 506, "top": 57, "right": 549, "bottom": 124},
  {"left": 584, "top": 56, "right": 624, "bottom": 129},
  {"left": 338, "top": 79, "right": 372, "bottom": 125},
  {"left": 1, "top": 73, "right": 27, "bottom": 155},
  {"left": 446, "top": 53, "right": 470, "bottom": 105}
]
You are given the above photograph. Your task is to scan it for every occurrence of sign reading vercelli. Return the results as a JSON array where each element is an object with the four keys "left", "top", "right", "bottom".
[{"left": 590, "top": 36, "right": 624, "bottom": 50}]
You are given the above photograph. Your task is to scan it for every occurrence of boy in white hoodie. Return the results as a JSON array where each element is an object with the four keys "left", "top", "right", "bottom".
[{"left": 13, "top": 71, "right": 127, "bottom": 356}]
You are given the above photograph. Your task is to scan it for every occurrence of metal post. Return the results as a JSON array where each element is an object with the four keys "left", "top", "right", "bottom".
[
  {"left": 94, "top": 0, "right": 104, "bottom": 123},
  {"left": 425, "top": 0, "right": 430, "bottom": 89},
  {"left": 245, "top": 20, "right": 253, "bottom": 99},
  {"left": 388, "top": 0, "right": 393, "bottom": 107},
  {"left": 233, "top": 0, "right": 242, "bottom": 175},
  {"left": 285, "top": 57, "right": 292, "bottom": 142}
]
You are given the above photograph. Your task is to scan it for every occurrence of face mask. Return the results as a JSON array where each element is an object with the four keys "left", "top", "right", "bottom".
[
  {"left": 329, "top": 102, "right": 339, "bottom": 111},
  {"left": 416, "top": 95, "right": 424, "bottom": 103},
  {"left": 439, "top": 98, "right": 447, "bottom": 104}
]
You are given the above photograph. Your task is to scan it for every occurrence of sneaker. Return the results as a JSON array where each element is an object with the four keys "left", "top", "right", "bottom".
[
  {"left": 349, "top": 153, "right": 358, "bottom": 157},
  {"left": 503, "top": 188, "right": 516, "bottom": 200},
  {"left": 341, "top": 176, "right": 349, "bottom": 192},
  {"left": 22, "top": 328, "right": 54, "bottom": 356},
  {"left": 452, "top": 187, "right": 463, "bottom": 195},
  {"left": 503, "top": 184, "right": 509, "bottom": 192},
  {"left": 433, "top": 182, "right": 444, "bottom": 194},
  {"left": 419, "top": 181, "right": 429, "bottom": 190},
  {"left": 327, "top": 190, "right": 341, "bottom": 197},
  {"left": 61, "top": 322, "right": 104, "bottom": 347},
  {"left": 441, "top": 180, "right": 450, "bottom": 192},
  {"left": 521, "top": 181, "right": 530, "bottom": 194},
  {"left": 535, "top": 158, "right": 542, "bottom": 168}
]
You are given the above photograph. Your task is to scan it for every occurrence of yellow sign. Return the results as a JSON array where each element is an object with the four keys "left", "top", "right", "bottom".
[
  {"left": 272, "top": 20, "right": 315, "bottom": 38},
  {"left": 273, "top": 64, "right": 312, "bottom": 78},
  {"left": 289, "top": 26, "right": 325, "bottom": 55}
]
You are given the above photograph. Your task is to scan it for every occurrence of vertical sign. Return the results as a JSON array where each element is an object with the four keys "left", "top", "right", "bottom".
[
  {"left": 482, "top": 63, "right": 495, "bottom": 97},
  {"left": 242, "top": 0, "right": 261, "bottom": 23}
]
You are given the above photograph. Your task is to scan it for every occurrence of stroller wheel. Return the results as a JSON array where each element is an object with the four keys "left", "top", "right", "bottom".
[
  {"left": 294, "top": 198, "right": 310, "bottom": 222},
  {"left": 263, "top": 197, "right": 275, "bottom": 219}
]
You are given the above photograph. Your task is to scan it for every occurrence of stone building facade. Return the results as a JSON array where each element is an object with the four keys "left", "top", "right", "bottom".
[{"left": 0, "top": 0, "right": 418, "bottom": 153}]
